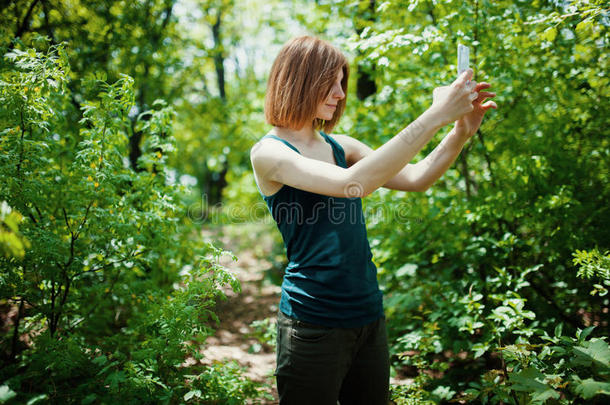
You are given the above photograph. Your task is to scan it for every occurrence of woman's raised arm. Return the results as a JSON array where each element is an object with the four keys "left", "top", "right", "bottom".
[{"left": 251, "top": 69, "right": 478, "bottom": 198}]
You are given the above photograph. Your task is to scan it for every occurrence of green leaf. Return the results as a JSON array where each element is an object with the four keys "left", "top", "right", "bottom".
[
  {"left": 81, "top": 394, "right": 97, "bottom": 405},
  {"left": 472, "top": 343, "right": 488, "bottom": 359},
  {"left": 0, "top": 385, "right": 16, "bottom": 403},
  {"left": 104, "top": 371, "right": 127, "bottom": 390},
  {"left": 554, "top": 323, "right": 563, "bottom": 338},
  {"left": 540, "top": 27, "right": 557, "bottom": 42},
  {"left": 575, "top": 20, "right": 593, "bottom": 34},
  {"left": 395, "top": 263, "right": 417, "bottom": 278},
  {"left": 572, "top": 377, "right": 610, "bottom": 399},
  {"left": 26, "top": 395, "right": 48, "bottom": 405},
  {"left": 184, "top": 390, "right": 202, "bottom": 401},
  {"left": 92, "top": 354, "right": 108, "bottom": 366},
  {"left": 510, "top": 367, "right": 560, "bottom": 404},
  {"left": 572, "top": 338, "right": 610, "bottom": 368},
  {"left": 578, "top": 326, "right": 595, "bottom": 342}
]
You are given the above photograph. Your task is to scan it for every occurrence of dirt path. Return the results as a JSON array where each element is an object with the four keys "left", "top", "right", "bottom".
[{"left": 199, "top": 222, "right": 282, "bottom": 404}]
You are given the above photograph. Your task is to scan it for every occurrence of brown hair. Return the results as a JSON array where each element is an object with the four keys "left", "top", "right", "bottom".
[{"left": 264, "top": 36, "right": 349, "bottom": 133}]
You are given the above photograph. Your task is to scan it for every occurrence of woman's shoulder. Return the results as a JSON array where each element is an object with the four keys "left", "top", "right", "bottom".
[
  {"left": 251, "top": 132, "right": 297, "bottom": 155},
  {"left": 326, "top": 132, "right": 349, "bottom": 146}
]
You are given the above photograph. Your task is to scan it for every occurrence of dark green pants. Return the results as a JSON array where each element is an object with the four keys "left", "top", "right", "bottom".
[{"left": 275, "top": 311, "right": 390, "bottom": 405}]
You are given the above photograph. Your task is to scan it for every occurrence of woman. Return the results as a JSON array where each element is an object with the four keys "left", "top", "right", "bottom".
[{"left": 250, "top": 36, "right": 496, "bottom": 405}]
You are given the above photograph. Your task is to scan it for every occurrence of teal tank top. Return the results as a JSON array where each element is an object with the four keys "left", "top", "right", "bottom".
[{"left": 257, "top": 131, "right": 384, "bottom": 328}]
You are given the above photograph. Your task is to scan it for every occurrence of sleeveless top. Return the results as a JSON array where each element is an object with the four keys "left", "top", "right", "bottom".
[{"left": 256, "top": 131, "right": 384, "bottom": 328}]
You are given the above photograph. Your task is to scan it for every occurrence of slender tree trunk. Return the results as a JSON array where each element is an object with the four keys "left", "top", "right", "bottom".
[
  {"left": 459, "top": 152, "right": 472, "bottom": 199},
  {"left": 10, "top": 297, "right": 25, "bottom": 361},
  {"left": 208, "top": 7, "right": 228, "bottom": 205},
  {"left": 13, "top": 0, "right": 41, "bottom": 41},
  {"left": 40, "top": 0, "right": 56, "bottom": 43},
  {"left": 128, "top": 1, "right": 174, "bottom": 169},
  {"left": 212, "top": 9, "right": 226, "bottom": 101},
  {"left": 354, "top": 0, "right": 377, "bottom": 101}
]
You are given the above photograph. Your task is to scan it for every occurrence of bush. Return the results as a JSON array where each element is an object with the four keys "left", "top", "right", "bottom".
[{"left": 0, "top": 40, "right": 260, "bottom": 404}]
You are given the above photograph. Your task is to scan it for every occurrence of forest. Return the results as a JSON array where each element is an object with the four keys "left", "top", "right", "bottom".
[{"left": 0, "top": 0, "right": 608, "bottom": 404}]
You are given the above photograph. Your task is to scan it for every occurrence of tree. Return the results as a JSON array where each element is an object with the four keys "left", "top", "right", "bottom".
[{"left": 0, "top": 40, "right": 260, "bottom": 404}]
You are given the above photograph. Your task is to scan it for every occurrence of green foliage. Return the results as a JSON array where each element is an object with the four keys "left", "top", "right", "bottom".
[
  {"left": 1, "top": 0, "right": 608, "bottom": 403},
  {"left": 0, "top": 40, "right": 262, "bottom": 403},
  {"left": 486, "top": 326, "right": 610, "bottom": 404},
  {"left": 249, "top": 317, "right": 277, "bottom": 349},
  {"left": 184, "top": 362, "right": 260, "bottom": 404},
  {"left": 573, "top": 249, "right": 610, "bottom": 296},
  {"left": 0, "top": 202, "right": 29, "bottom": 259}
]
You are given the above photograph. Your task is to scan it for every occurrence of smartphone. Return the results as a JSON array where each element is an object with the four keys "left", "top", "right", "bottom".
[{"left": 457, "top": 44, "right": 470, "bottom": 76}]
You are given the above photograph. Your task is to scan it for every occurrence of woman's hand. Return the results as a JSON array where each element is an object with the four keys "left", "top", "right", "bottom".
[
  {"left": 429, "top": 69, "right": 480, "bottom": 127},
  {"left": 454, "top": 81, "right": 497, "bottom": 139}
]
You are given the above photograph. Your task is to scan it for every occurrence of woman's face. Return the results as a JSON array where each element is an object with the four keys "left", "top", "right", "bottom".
[{"left": 315, "top": 69, "right": 345, "bottom": 122}]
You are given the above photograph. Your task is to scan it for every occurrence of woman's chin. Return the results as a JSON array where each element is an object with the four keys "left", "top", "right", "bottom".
[{"left": 316, "top": 112, "right": 334, "bottom": 122}]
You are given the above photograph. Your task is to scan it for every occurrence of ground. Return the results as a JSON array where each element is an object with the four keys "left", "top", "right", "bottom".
[{"left": 198, "top": 222, "right": 282, "bottom": 404}]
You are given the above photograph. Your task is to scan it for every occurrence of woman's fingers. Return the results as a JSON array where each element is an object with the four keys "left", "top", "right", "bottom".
[
  {"left": 476, "top": 91, "right": 496, "bottom": 103},
  {"left": 481, "top": 100, "right": 498, "bottom": 110},
  {"left": 454, "top": 68, "right": 474, "bottom": 86},
  {"left": 474, "top": 82, "right": 491, "bottom": 92},
  {"left": 465, "top": 80, "right": 478, "bottom": 92}
]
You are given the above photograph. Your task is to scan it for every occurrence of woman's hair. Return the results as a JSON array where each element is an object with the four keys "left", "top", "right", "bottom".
[{"left": 264, "top": 36, "right": 349, "bottom": 133}]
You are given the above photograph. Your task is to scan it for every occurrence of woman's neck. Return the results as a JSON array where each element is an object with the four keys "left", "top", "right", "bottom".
[{"left": 271, "top": 124, "right": 321, "bottom": 146}]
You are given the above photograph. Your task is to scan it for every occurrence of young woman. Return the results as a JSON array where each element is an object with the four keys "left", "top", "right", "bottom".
[{"left": 250, "top": 36, "right": 497, "bottom": 405}]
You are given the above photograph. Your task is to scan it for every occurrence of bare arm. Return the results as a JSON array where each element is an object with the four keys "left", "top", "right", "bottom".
[
  {"left": 251, "top": 70, "right": 478, "bottom": 198},
  {"left": 335, "top": 128, "right": 468, "bottom": 192},
  {"left": 390, "top": 80, "right": 497, "bottom": 191},
  {"left": 335, "top": 80, "right": 498, "bottom": 193},
  {"left": 400, "top": 129, "right": 467, "bottom": 191},
  {"left": 251, "top": 108, "right": 446, "bottom": 198}
]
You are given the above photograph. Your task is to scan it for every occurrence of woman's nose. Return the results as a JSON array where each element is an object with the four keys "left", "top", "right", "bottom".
[{"left": 333, "top": 84, "right": 345, "bottom": 100}]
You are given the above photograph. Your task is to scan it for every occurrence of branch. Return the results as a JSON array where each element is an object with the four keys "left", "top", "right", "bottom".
[
  {"left": 16, "top": 107, "right": 26, "bottom": 179},
  {"left": 33, "top": 203, "right": 43, "bottom": 223},
  {"left": 530, "top": 278, "right": 586, "bottom": 330},
  {"left": 59, "top": 274, "right": 71, "bottom": 307},
  {"left": 459, "top": 150, "right": 473, "bottom": 199},
  {"left": 74, "top": 200, "right": 93, "bottom": 241},
  {"left": 9, "top": 297, "right": 25, "bottom": 361},
  {"left": 14, "top": 0, "right": 41, "bottom": 40},
  {"left": 71, "top": 250, "right": 145, "bottom": 280},
  {"left": 476, "top": 129, "right": 497, "bottom": 188},
  {"left": 523, "top": 12, "right": 579, "bottom": 25},
  {"left": 40, "top": 0, "right": 56, "bottom": 43},
  {"left": 99, "top": 123, "right": 107, "bottom": 170},
  {"left": 62, "top": 207, "right": 73, "bottom": 236},
  {"left": 26, "top": 211, "right": 38, "bottom": 225},
  {"left": 49, "top": 278, "right": 56, "bottom": 335},
  {"left": 65, "top": 266, "right": 124, "bottom": 334}
]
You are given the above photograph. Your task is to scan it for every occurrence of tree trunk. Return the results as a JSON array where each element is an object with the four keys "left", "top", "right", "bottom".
[
  {"left": 212, "top": 9, "right": 226, "bottom": 101},
  {"left": 354, "top": 0, "right": 377, "bottom": 101},
  {"left": 10, "top": 297, "right": 25, "bottom": 361},
  {"left": 208, "top": 7, "right": 228, "bottom": 205}
]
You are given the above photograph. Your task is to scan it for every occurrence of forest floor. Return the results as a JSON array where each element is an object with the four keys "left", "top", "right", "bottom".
[{"left": 198, "top": 221, "right": 282, "bottom": 404}]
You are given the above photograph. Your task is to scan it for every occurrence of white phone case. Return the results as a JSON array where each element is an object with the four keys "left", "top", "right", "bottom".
[{"left": 458, "top": 44, "right": 469, "bottom": 76}]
